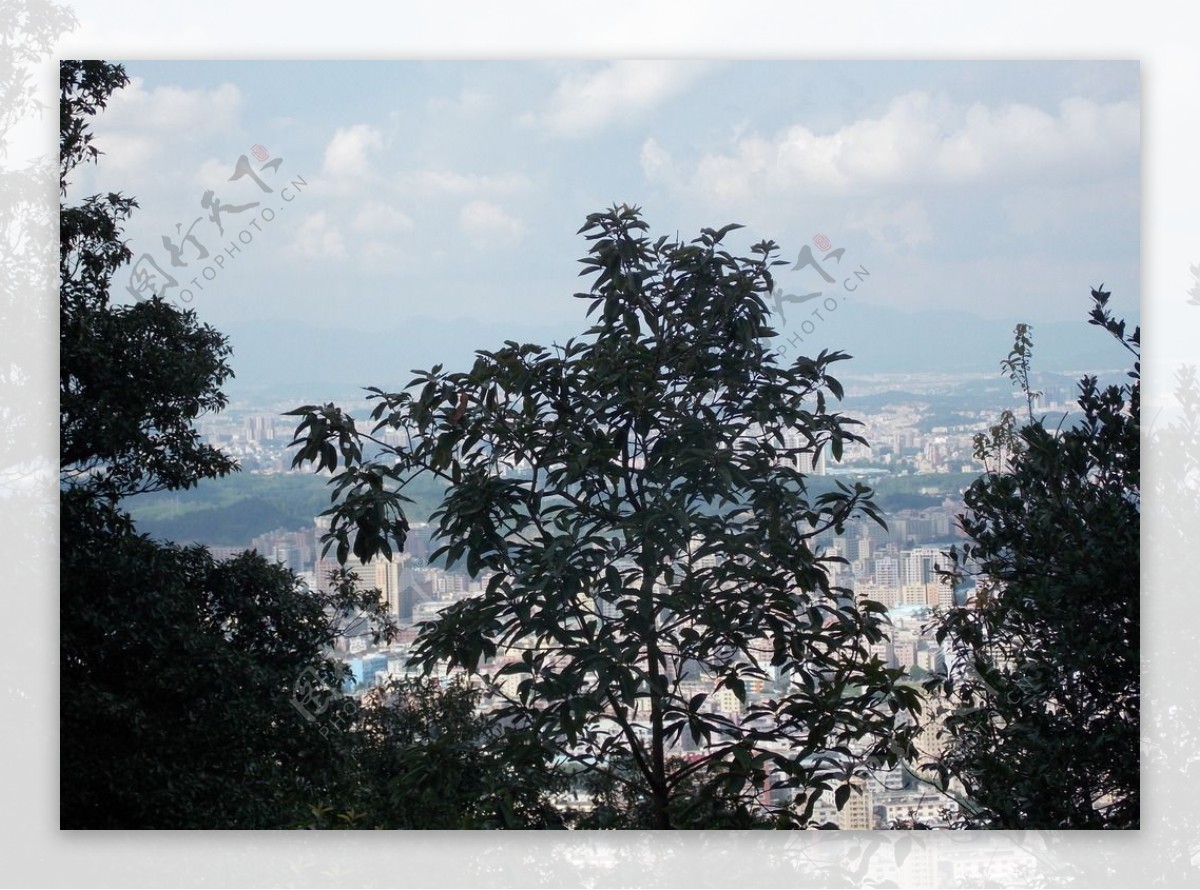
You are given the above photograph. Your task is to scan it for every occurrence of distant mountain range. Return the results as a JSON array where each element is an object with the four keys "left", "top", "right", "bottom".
[
  {"left": 220, "top": 299, "right": 1139, "bottom": 403},
  {"left": 803, "top": 300, "right": 1137, "bottom": 376}
]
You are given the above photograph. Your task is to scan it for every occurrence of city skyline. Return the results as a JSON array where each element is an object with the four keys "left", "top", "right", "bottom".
[
  {"left": 13, "top": 0, "right": 1189, "bottom": 877},
  {"left": 60, "top": 59, "right": 1144, "bottom": 839}
]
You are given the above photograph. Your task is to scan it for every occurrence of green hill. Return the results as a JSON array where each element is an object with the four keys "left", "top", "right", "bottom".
[
  {"left": 126, "top": 472, "right": 446, "bottom": 547},
  {"left": 125, "top": 468, "right": 978, "bottom": 549}
]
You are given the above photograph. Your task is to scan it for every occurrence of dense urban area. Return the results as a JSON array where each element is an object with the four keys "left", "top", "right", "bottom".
[
  {"left": 129, "top": 371, "right": 1096, "bottom": 830},
  {"left": 60, "top": 59, "right": 1139, "bottom": 849}
]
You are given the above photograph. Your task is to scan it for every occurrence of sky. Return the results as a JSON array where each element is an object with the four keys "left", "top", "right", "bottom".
[
  {"left": 6, "top": 1, "right": 1200, "bottom": 885},
  {"left": 69, "top": 60, "right": 1142, "bottom": 397}
]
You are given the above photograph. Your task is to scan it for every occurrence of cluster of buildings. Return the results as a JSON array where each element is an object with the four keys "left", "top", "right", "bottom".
[
  {"left": 217, "top": 498, "right": 968, "bottom": 827},
  {"left": 197, "top": 384, "right": 1020, "bottom": 828}
]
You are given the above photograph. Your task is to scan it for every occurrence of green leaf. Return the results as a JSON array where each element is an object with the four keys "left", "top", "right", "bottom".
[{"left": 834, "top": 782, "right": 852, "bottom": 811}]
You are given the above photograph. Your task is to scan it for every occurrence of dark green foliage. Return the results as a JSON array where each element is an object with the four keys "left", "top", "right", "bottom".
[
  {"left": 60, "top": 60, "right": 236, "bottom": 500},
  {"left": 289, "top": 205, "right": 919, "bottom": 828},
  {"left": 58, "top": 60, "right": 397, "bottom": 828},
  {"left": 61, "top": 493, "right": 393, "bottom": 828},
  {"left": 570, "top": 753, "right": 771, "bottom": 829},
  {"left": 927, "top": 288, "right": 1139, "bottom": 829},
  {"left": 60, "top": 292, "right": 237, "bottom": 497},
  {"left": 316, "top": 677, "right": 567, "bottom": 829}
]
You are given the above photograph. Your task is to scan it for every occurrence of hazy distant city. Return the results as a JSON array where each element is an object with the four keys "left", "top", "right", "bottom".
[
  {"left": 55, "top": 55, "right": 1141, "bottom": 860},
  {"left": 126, "top": 365, "right": 1112, "bottom": 829}
]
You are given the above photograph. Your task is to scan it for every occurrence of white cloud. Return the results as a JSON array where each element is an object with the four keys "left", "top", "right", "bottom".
[
  {"left": 321, "top": 123, "right": 384, "bottom": 183},
  {"left": 195, "top": 157, "right": 232, "bottom": 185},
  {"left": 532, "top": 61, "right": 713, "bottom": 137},
  {"left": 90, "top": 131, "right": 160, "bottom": 177},
  {"left": 939, "top": 96, "right": 1138, "bottom": 180},
  {"left": 352, "top": 201, "right": 414, "bottom": 234},
  {"left": 640, "top": 136, "right": 674, "bottom": 181},
  {"left": 194, "top": 155, "right": 269, "bottom": 192},
  {"left": 844, "top": 199, "right": 935, "bottom": 251},
  {"left": 86, "top": 77, "right": 244, "bottom": 179},
  {"left": 288, "top": 211, "right": 345, "bottom": 259},
  {"left": 458, "top": 200, "right": 523, "bottom": 245},
  {"left": 101, "top": 76, "right": 243, "bottom": 132},
  {"left": 686, "top": 92, "right": 1139, "bottom": 204}
]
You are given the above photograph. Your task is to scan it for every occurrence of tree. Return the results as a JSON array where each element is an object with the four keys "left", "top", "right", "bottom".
[
  {"left": 61, "top": 505, "right": 393, "bottom": 828},
  {"left": 289, "top": 205, "right": 920, "bottom": 828},
  {"left": 60, "top": 60, "right": 236, "bottom": 501},
  {"left": 313, "top": 676, "right": 567, "bottom": 829},
  {"left": 58, "top": 61, "right": 393, "bottom": 828},
  {"left": 569, "top": 751, "right": 770, "bottom": 829},
  {"left": 926, "top": 288, "right": 1139, "bottom": 828}
]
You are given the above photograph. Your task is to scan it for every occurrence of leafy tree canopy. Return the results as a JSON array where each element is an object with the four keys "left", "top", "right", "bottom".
[
  {"left": 926, "top": 288, "right": 1139, "bottom": 829},
  {"left": 60, "top": 60, "right": 236, "bottom": 501},
  {"left": 290, "top": 205, "right": 921, "bottom": 828},
  {"left": 312, "top": 676, "right": 568, "bottom": 830},
  {"left": 59, "top": 60, "right": 394, "bottom": 829}
]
